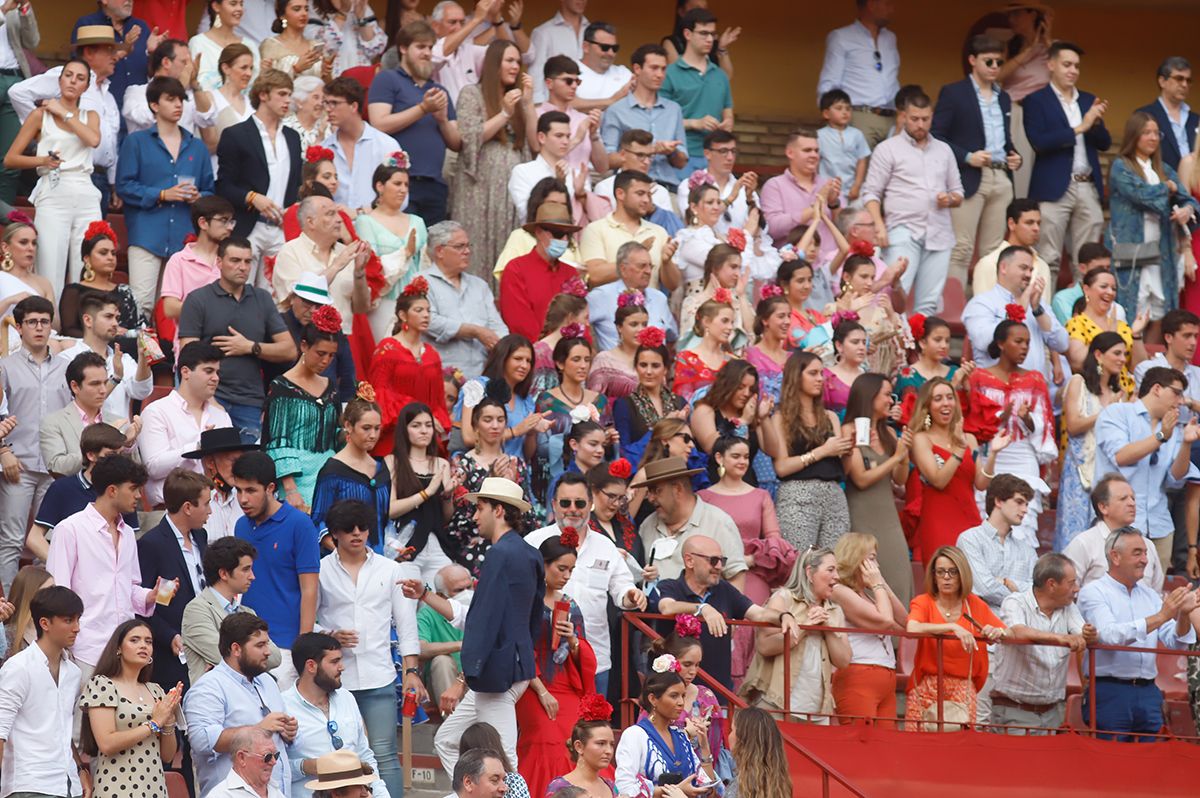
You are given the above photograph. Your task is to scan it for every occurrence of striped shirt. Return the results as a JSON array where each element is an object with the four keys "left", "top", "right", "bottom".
[{"left": 993, "top": 590, "right": 1084, "bottom": 705}]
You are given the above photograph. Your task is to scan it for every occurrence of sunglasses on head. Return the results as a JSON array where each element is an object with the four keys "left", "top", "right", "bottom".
[
  {"left": 587, "top": 41, "right": 619, "bottom": 53},
  {"left": 558, "top": 498, "right": 589, "bottom": 510}
]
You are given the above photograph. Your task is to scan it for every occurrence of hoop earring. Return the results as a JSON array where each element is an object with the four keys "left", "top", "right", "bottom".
[
  {"left": 0, "top": 251, "right": 11, "bottom": 272},
  {"left": 923, "top": 414, "right": 932, "bottom": 430},
  {"left": 82, "top": 261, "right": 95, "bottom": 282}
]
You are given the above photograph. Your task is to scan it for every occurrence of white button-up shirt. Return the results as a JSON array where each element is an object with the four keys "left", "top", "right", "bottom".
[
  {"left": 1078, "top": 573, "right": 1196, "bottom": 679},
  {"left": 0, "top": 643, "right": 83, "bottom": 798},
  {"left": 530, "top": 11, "right": 589, "bottom": 104},
  {"left": 207, "top": 486, "right": 242, "bottom": 541},
  {"left": 56, "top": 339, "right": 153, "bottom": 420},
  {"left": 1050, "top": 82, "right": 1090, "bottom": 177},
  {"left": 956, "top": 521, "right": 1038, "bottom": 614},
  {"left": 508, "top": 154, "right": 584, "bottom": 222},
  {"left": 993, "top": 589, "right": 1085, "bottom": 705},
  {"left": 1064, "top": 520, "right": 1164, "bottom": 593},
  {"left": 252, "top": 113, "right": 292, "bottom": 234},
  {"left": 167, "top": 515, "right": 205, "bottom": 596},
  {"left": 962, "top": 283, "right": 1069, "bottom": 375},
  {"left": 282, "top": 686, "right": 387, "bottom": 798},
  {"left": 816, "top": 20, "right": 900, "bottom": 109},
  {"left": 123, "top": 85, "right": 218, "bottom": 136},
  {"left": 323, "top": 122, "right": 398, "bottom": 210},
  {"left": 203, "top": 767, "right": 288, "bottom": 798},
  {"left": 316, "top": 549, "right": 421, "bottom": 691},
  {"left": 526, "top": 523, "right": 638, "bottom": 673},
  {"left": 138, "top": 388, "right": 232, "bottom": 506}
]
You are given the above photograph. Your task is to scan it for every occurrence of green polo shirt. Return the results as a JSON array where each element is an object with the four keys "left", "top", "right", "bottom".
[
  {"left": 661, "top": 58, "right": 733, "bottom": 156},
  {"left": 416, "top": 603, "right": 462, "bottom": 680}
]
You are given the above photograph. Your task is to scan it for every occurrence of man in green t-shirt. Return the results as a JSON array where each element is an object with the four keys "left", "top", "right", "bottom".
[{"left": 417, "top": 564, "right": 473, "bottom": 708}]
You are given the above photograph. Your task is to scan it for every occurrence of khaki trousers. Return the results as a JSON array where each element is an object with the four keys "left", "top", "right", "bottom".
[
  {"left": 1152, "top": 533, "right": 1175, "bottom": 572},
  {"left": 852, "top": 109, "right": 894, "bottom": 149},
  {"left": 1037, "top": 180, "right": 1105, "bottom": 284},
  {"left": 951, "top": 167, "right": 1014, "bottom": 288}
]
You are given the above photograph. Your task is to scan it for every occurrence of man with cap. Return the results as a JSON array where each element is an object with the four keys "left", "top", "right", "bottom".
[
  {"left": 634, "top": 456, "right": 748, "bottom": 589},
  {"left": 497, "top": 201, "right": 584, "bottom": 341},
  {"left": 434, "top": 477, "right": 544, "bottom": 774},
  {"left": 304, "top": 749, "right": 379, "bottom": 798},
  {"left": 182, "top": 427, "right": 262, "bottom": 540},
  {"left": 264, "top": 271, "right": 357, "bottom": 403}
]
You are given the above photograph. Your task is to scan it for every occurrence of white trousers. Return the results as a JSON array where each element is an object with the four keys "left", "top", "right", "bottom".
[
  {"left": 127, "top": 245, "right": 165, "bottom": 318},
  {"left": 248, "top": 221, "right": 285, "bottom": 291},
  {"left": 33, "top": 172, "right": 102, "bottom": 302},
  {"left": 434, "top": 681, "right": 529, "bottom": 774}
]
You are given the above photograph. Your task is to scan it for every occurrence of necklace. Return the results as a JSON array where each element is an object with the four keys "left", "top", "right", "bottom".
[{"left": 560, "top": 383, "right": 585, "bottom": 406}]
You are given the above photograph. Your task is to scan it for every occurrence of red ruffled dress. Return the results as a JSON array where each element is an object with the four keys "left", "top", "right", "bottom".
[
  {"left": 904, "top": 444, "right": 981, "bottom": 565},
  {"left": 367, "top": 338, "right": 452, "bottom": 456}
]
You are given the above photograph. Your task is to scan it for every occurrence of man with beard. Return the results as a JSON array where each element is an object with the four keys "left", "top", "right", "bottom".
[
  {"left": 282, "top": 633, "right": 389, "bottom": 798},
  {"left": 184, "top": 612, "right": 297, "bottom": 796},
  {"left": 368, "top": 21, "right": 462, "bottom": 224}
]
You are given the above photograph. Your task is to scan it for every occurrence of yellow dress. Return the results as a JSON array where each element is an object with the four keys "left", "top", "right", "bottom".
[{"left": 1065, "top": 313, "right": 1137, "bottom": 396}]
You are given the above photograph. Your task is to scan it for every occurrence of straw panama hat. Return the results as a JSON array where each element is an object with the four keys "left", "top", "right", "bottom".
[
  {"left": 75, "top": 26, "right": 118, "bottom": 47},
  {"left": 303, "top": 750, "right": 377, "bottom": 791},
  {"left": 463, "top": 476, "right": 532, "bottom": 514}
]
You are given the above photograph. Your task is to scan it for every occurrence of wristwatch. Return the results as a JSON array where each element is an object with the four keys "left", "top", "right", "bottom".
[
  {"left": 63, "top": 111, "right": 75, "bottom": 122},
  {"left": 1155, "top": 430, "right": 1167, "bottom": 443},
  {"left": 404, "top": 667, "right": 420, "bottom": 676},
  {"left": 1031, "top": 305, "right": 1045, "bottom": 317},
  {"left": 251, "top": 342, "right": 263, "bottom": 357}
]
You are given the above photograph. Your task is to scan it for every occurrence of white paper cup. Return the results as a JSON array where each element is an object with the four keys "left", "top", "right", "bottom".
[{"left": 854, "top": 417, "right": 870, "bottom": 446}]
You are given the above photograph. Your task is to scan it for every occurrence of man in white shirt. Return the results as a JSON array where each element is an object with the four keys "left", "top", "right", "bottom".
[
  {"left": 1063, "top": 473, "right": 1164, "bottom": 591},
  {"left": 0, "top": 586, "right": 90, "bottom": 798},
  {"left": 449, "top": 750, "right": 509, "bottom": 798},
  {"left": 182, "top": 428, "right": 261, "bottom": 540},
  {"left": 972, "top": 199, "right": 1055, "bottom": 303},
  {"left": 202, "top": 726, "right": 288, "bottom": 798},
  {"left": 57, "top": 292, "right": 152, "bottom": 420},
  {"left": 525, "top": 472, "right": 646, "bottom": 696},
  {"left": 529, "top": 0, "right": 588, "bottom": 104},
  {"left": 509, "top": 110, "right": 590, "bottom": 223},
  {"left": 574, "top": 21, "right": 633, "bottom": 112},
  {"left": 271, "top": 195, "right": 370, "bottom": 327},
  {"left": 816, "top": 0, "right": 900, "bottom": 147},
  {"left": 322, "top": 77, "right": 397, "bottom": 210},
  {"left": 430, "top": 0, "right": 497, "bottom": 104},
  {"left": 123, "top": 39, "right": 216, "bottom": 136}
]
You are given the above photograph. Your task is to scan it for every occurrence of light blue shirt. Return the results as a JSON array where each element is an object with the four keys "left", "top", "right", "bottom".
[
  {"left": 972, "top": 76, "right": 1007, "bottom": 162},
  {"left": 1132, "top": 352, "right": 1200, "bottom": 425},
  {"left": 1078, "top": 573, "right": 1196, "bottom": 679},
  {"left": 961, "top": 284, "right": 1069, "bottom": 377},
  {"left": 817, "top": 125, "right": 871, "bottom": 191},
  {"left": 816, "top": 20, "right": 900, "bottom": 109},
  {"left": 183, "top": 660, "right": 289, "bottom": 797},
  {"left": 1094, "top": 399, "right": 1200, "bottom": 538},
  {"left": 587, "top": 279, "right": 678, "bottom": 352},
  {"left": 167, "top": 516, "right": 205, "bottom": 597},
  {"left": 956, "top": 521, "right": 1037, "bottom": 613},
  {"left": 281, "top": 686, "right": 387, "bottom": 798},
  {"left": 1160, "top": 97, "right": 1192, "bottom": 162},
  {"left": 601, "top": 92, "right": 688, "bottom": 185},
  {"left": 422, "top": 265, "right": 509, "bottom": 378},
  {"left": 323, "top": 123, "right": 400, "bottom": 210}
]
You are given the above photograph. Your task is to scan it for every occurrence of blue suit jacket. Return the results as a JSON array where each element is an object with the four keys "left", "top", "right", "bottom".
[
  {"left": 1023, "top": 84, "right": 1112, "bottom": 202},
  {"left": 1135, "top": 99, "right": 1199, "bottom": 171},
  {"left": 460, "top": 529, "right": 544, "bottom": 693},
  {"left": 932, "top": 77, "right": 1014, "bottom": 199},
  {"left": 137, "top": 519, "right": 208, "bottom": 689}
]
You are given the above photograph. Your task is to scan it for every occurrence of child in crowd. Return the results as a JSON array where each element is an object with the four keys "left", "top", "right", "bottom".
[{"left": 817, "top": 89, "right": 871, "bottom": 206}]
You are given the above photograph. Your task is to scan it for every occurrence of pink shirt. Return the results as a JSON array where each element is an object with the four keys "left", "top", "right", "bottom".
[
  {"left": 137, "top": 390, "right": 232, "bottom": 506},
  {"left": 536, "top": 101, "right": 595, "bottom": 171},
  {"left": 46, "top": 503, "right": 155, "bottom": 666},
  {"left": 161, "top": 243, "right": 220, "bottom": 346},
  {"left": 74, "top": 400, "right": 102, "bottom": 426},
  {"left": 860, "top": 130, "right": 963, "bottom": 252},
  {"left": 760, "top": 170, "right": 839, "bottom": 262},
  {"left": 432, "top": 36, "right": 487, "bottom": 104},
  {"left": 1002, "top": 42, "right": 1050, "bottom": 102}
]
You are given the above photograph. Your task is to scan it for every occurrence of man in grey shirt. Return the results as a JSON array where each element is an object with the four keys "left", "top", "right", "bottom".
[{"left": 423, "top": 221, "right": 508, "bottom": 377}]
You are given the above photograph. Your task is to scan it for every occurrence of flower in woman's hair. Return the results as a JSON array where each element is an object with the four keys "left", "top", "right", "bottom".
[
  {"left": 442, "top": 367, "right": 465, "bottom": 388},
  {"left": 636, "top": 326, "right": 666, "bottom": 349},
  {"left": 305, "top": 145, "right": 335, "bottom": 164},
  {"left": 908, "top": 313, "right": 927, "bottom": 341},
  {"left": 675, "top": 613, "right": 702, "bottom": 639},
  {"left": 559, "top": 525, "right": 580, "bottom": 548},
  {"left": 651, "top": 654, "right": 682, "bottom": 674},
  {"left": 1005, "top": 303, "right": 1026, "bottom": 323},
  {"left": 355, "top": 381, "right": 377, "bottom": 402},
  {"left": 760, "top": 282, "right": 783, "bottom": 299},
  {"left": 6, "top": 210, "right": 32, "bottom": 226},
  {"left": 560, "top": 322, "right": 588, "bottom": 341},
  {"left": 403, "top": 276, "right": 429, "bottom": 297},
  {"left": 687, "top": 169, "right": 716, "bottom": 191},
  {"left": 84, "top": 220, "right": 117, "bottom": 243},
  {"left": 568, "top": 403, "right": 599, "bottom": 424},
  {"left": 608, "top": 458, "right": 633, "bottom": 479},
  {"left": 725, "top": 227, "right": 747, "bottom": 252},
  {"left": 712, "top": 287, "right": 733, "bottom": 305},
  {"left": 849, "top": 239, "right": 876, "bottom": 259},
  {"left": 311, "top": 305, "right": 343, "bottom": 334},
  {"left": 617, "top": 289, "right": 645, "bottom": 309},
  {"left": 830, "top": 309, "right": 860, "bottom": 328},
  {"left": 562, "top": 277, "right": 588, "bottom": 298},
  {"left": 386, "top": 149, "right": 411, "bottom": 170},
  {"left": 579, "top": 693, "right": 613, "bottom": 722},
  {"left": 461, "top": 380, "right": 486, "bottom": 409}
]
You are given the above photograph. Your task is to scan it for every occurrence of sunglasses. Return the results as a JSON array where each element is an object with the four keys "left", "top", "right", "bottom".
[
  {"left": 673, "top": 432, "right": 695, "bottom": 445},
  {"left": 545, "top": 229, "right": 572, "bottom": 240},
  {"left": 327, "top": 720, "right": 344, "bottom": 750},
  {"left": 587, "top": 41, "right": 619, "bottom": 53},
  {"left": 253, "top": 751, "right": 282, "bottom": 764},
  {"left": 873, "top": 50, "right": 882, "bottom": 72},
  {"left": 557, "top": 76, "right": 581, "bottom": 86},
  {"left": 698, "top": 555, "right": 727, "bottom": 567},
  {"left": 558, "top": 498, "right": 589, "bottom": 510}
]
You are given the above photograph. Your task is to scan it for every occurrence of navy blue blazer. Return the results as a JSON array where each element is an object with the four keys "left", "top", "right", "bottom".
[
  {"left": 460, "top": 530, "right": 544, "bottom": 693},
  {"left": 932, "top": 78, "right": 1015, "bottom": 199},
  {"left": 137, "top": 519, "right": 208, "bottom": 689},
  {"left": 215, "top": 117, "right": 302, "bottom": 238},
  {"left": 1023, "top": 84, "right": 1112, "bottom": 202},
  {"left": 1135, "top": 99, "right": 1199, "bottom": 171}
]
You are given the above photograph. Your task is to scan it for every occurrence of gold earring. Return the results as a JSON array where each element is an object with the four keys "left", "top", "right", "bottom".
[
  {"left": 717, "top": 464, "right": 725, "bottom": 478},
  {"left": 0, "top": 251, "right": 12, "bottom": 272},
  {"left": 82, "top": 261, "right": 95, "bottom": 282}
]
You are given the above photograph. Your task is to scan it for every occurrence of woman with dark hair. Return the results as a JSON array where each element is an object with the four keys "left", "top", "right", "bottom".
[
  {"left": 210, "top": 43, "right": 255, "bottom": 138},
  {"left": 674, "top": 296, "right": 734, "bottom": 401},
  {"left": 1055, "top": 331, "right": 1131, "bottom": 550},
  {"left": 452, "top": 39, "right": 537, "bottom": 281},
  {"left": 744, "top": 291, "right": 790, "bottom": 495},
  {"left": 384, "top": 401, "right": 457, "bottom": 581},
  {"left": 533, "top": 291, "right": 590, "bottom": 395},
  {"left": 264, "top": 311, "right": 343, "bottom": 509},
  {"left": 588, "top": 289, "right": 648, "bottom": 403},
  {"left": 691, "top": 360, "right": 772, "bottom": 487},
  {"left": 895, "top": 314, "right": 971, "bottom": 415},
  {"left": 777, "top": 256, "right": 831, "bottom": 353},
  {"left": 356, "top": 156, "right": 428, "bottom": 340},
  {"left": 455, "top": 333, "right": 552, "bottom": 460},
  {"left": 369, "top": 277, "right": 452, "bottom": 456},
  {"left": 458, "top": 722, "right": 533, "bottom": 798},
  {"left": 729, "top": 707, "right": 790, "bottom": 798},
  {"left": 1064, "top": 268, "right": 1146, "bottom": 390},
  {"left": 310, "top": 391, "right": 392, "bottom": 552},
  {"left": 535, "top": 333, "right": 612, "bottom": 499},
  {"left": 190, "top": 0, "right": 260, "bottom": 92},
  {"left": 678, "top": 242, "right": 755, "bottom": 352},
  {"left": 494, "top": 178, "right": 581, "bottom": 280},
  {"left": 58, "top": 221, "right": 144, "bottom": 354},
  {"left": 260, "top": 0, "right": 323, "bottom": 79},
  {"left": 308, "top": 0, "right": 386, "bottom": 77},
  {"left": 611, "top": 328, "right": 687, "bottom": 464},
  {"left": 823, "top": 319, "right": 867, "bottom": 418},
  {"left": 841, "top": 373, "right": 912, "bottom": 603},
  {"left": 827, "top": 253, "right": 911, "bottom": 377},
  {"left": 79, "top": 619, "right": 182, "bottom": 798},
  {"left": 548, "top": 696, "right": 619, "bottom": 798},
  {"left": 515, "top": 531, "right": 597, "bottom": 798}
]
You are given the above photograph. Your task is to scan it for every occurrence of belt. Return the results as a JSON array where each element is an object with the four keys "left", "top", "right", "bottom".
[
  {"left": 984, "top": 162, "right": 1009, "bottom": 171},
  {"left": 1071, "top": 173, "right": 1093, "bottom": 182},
  {"left": 408, "top": 175, "right": 442, "bottom": 183},
  {"left": 0, "top": 68, "right": 21, "bottom": 77},
  {"left": 990, "top": 693, "right": 1059, "bottom": 714},
  {"left": 851, "top": 105, "right": 896, "bottom": 118},
  {"left": 1094, "top": 675, "right": 1156, "bottom": 687}
]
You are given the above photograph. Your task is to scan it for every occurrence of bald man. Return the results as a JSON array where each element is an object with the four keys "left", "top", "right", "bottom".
[{"left": 649, "top": 535, "right": 799, "bottom": 690}]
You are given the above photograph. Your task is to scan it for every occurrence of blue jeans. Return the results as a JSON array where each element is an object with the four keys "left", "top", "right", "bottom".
[
  {"left": 353, "top": 685, "right": 402, "bottom": 798},
  {"left": 884, "top": 225, "right": 951, "bottom": 317},
  {"left": 219, "top": 400, "right": 263, "bottom": 444},
  {"left": 594, "top": 669, "right": 609, "bottom": 697},
  {"left": 1084, "top": 680, "right": 1163, "bottom": 742}
]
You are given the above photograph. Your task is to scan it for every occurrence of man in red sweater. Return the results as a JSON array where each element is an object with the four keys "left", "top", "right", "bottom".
[{"left": 498, "top": 202, "right": 583, "bottom": 341}]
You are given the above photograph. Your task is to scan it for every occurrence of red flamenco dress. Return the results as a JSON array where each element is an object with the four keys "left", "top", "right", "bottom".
[
  {"left": 904, "top": 443, "right": 982, "bottom": 566},
  {"left": 367, "top": 337, "right": 452, "bottom": 456},
  {"left": 673, "top": 350, "right": 725, "bottom": 403},
  {"left": 516, "top": 597, "right": 597, "bottom": 798}
]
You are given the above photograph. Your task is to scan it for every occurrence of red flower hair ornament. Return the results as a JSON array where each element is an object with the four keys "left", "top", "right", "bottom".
[
  {"left": 617, "top": 289, "right": 645, "bottom": 309},
  {"left": 6, "top": 210, "right": 32, "bottom": 226},
  {"left": 403, "top": 276, "right": 429, "bottom": 298},
  {"left": 559, "top": 526, "right": 580, "bottom": 548},
  {"left": 725, "top": 227, "right": 747, "bottom": 252},
  {"left": 311, "top": 305, "right": 343, "bottom": 334},
  {"left": 305, "top": 145, "right": 335, "bottom": 164},
  {"left": 712, "top": 287, "right": 733, "bottom": 305},
  {"left": 387, "top": 150, "right": 411, "bottom": 170},
  {"left": 636, "top": 326, "right": 666, "bottom": 349},
  {"left": 562, "top": 277, "right": 588, "bottom": 298},
  {"left": 560, "top": 322, "right": 588, "bottom": 341},
  {"left": 579, "top": 694, "right": 613, "bottom": 722},
  {"left": 849, "top": 239, "right": 876, "bottom": 259},
  {"left": 908, "top": 313, "right": 927, "bottom": 341},
  {"left": 84, "top": 220, "right": 117, "bottom": 244},
  {"left": 760, "top": 283, "right": 784, "bottom": 299},
  {"left": 355, "top": 381, "right": 377, "bottom": 402},
  {"left": 608, "top": 458, "right": 633, "bottom": 479},
  {"left": 1005, "top": 303, "right": 1026, "bottom": 323},
  {"left": 675, "top": 613, "right": 702, "bottom": 639}
]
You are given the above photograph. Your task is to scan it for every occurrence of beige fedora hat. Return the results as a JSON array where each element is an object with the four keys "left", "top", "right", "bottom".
[
  {"left": 628, "top": 456, "right": 704, "bottom": 489},
  {"left": 75, "top": 25, "right": 118, "bottom": 47},
  {"left": 303, "top": 750, "right": 376, "bottom": 791},
  {"left": 463, "top": 476, "right": 531, "bottom": 514}
]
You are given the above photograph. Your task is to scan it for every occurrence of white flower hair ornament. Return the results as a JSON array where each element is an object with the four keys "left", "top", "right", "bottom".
[{"left": 651, "top": 654, "right": 682, "bottom": 674}]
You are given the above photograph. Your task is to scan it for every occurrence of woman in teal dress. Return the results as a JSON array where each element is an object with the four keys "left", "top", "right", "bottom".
[
  {"left": 263, "top": 309, "right": 344, "bottom": 509},
  {"left": 354, "top": 154, "right": 428, "bottom": 341},
  {"left": 894, "top": 314, "right": 971, "bottom": 424}
]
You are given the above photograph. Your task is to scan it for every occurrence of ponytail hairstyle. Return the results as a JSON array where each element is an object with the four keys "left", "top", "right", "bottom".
[
  {"left": 391, "top": 277, "right": 429, "bottom": 336},
  {"left": 217, "top": 42, "right": 254, "bottom": 86},
  {"left": 1082, "top": 331, "right": 1126, "bottom": 397},
  {"left": 341, "top": 387, "right": 381, "bottom": 429},
  {"left": 911, "top": 314, "right": 950, "bottom": 355},
  {"left": 540, "top": 293, "right": 589, "bottom": 339},
  {"left": 684, "top": 182, "right": 720, "bottom": 226},
  {"left": 565, "top": 420, "right": 604, "bottom": 466},
  {"left": 634, "top": 326, "right": 672, "bottom": 371},
  {"left": 752, "top": 292, "right": 790, "bottom": 339},
  {"left": 701, "top": 243, "right": 741, "bottom": 289},
  {"left": 692, "top": 296, "right": 733, "bottom": 339},
  {"left": 986, "top": 319, "right": 1026, "bottom": 361},
  {"left": 552, "top": 333, "right": 592, "bottom": 381},
  {"left": 81, "top": 220, "right": 118, "bottom": 260},
  {"left": 615, "top": 290, "right": 650, "bottom": 329}
]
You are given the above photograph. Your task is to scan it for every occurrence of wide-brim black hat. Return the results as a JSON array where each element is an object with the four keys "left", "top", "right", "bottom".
[{"left": 182, "top": 427, "right": 261, "bottom": 459}]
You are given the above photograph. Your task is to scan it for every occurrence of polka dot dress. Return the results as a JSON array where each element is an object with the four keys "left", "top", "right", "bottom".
[{"left": 78, "top": 676, "right": 170, "bottom": 798}]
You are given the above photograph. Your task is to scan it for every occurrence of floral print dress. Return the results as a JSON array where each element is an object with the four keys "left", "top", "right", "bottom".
[{"left": 448, "top": 450, "right": 542, "bottom": 576}]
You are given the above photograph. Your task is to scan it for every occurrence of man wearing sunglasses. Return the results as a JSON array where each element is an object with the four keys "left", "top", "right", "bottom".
[
  {"left": 651, "top": 535, "right": 800, "bottom": 691},
  {"left": 526, "top": 472, "right": 647, "bottom": 696},
  {"left": 817, "top": 0, "right": 900, "bottom": 148},
  {"left": 1136, "top": 56, "right": 1198, "bottom": 171},
  {"left": 498, "top": 201, "right": 583, "bottom": 341},
  {"left": 537, "top": 55, "right": 608, "bottom": 175},
  {"left": 932, "top": 34, "right": 1022, "bottom": 290},
  {"left": 204, "top": 726, "right": 288, "bottom": 798},
  {"left": 574, "top": 21, "right": 632, "bottom": 113},
  {"left": 529, "top": 0, "right": 589, "bottom": 105}
]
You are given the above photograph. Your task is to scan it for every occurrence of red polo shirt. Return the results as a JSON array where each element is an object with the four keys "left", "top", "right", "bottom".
[{"left": 499, "top": 247, "right": 578, "bottom": 341}]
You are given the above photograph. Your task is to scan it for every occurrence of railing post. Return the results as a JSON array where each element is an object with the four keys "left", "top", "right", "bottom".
[
  {"left": 822, "top": 771, "right": 829, "bottom": 798},
  {"left": 1087, "top": 646, "right": 1097, "bottom": 737},
  {"left": 621, "top": 615, "right": 631, "bottom": 728},
  {"left": 935, "top": 635, "right": 944, "bottom": 731},
  {"left": 783, "top": 626, "right": 791, "bottom": 718}
]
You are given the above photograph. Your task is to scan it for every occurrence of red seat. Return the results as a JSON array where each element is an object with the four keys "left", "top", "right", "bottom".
[
  {"left": 165, "top": 771, "right": 188, "bottom": 798},
  {"left": 1156, "top": 653, "right": 1188, "bottom": 701},
  {"left": 941, "top": 276, "right": 967, "bottom": 337},
  {"left": 910, "top": 560, "right": 925, "bottom": 588},
  {"left": 1065, "top": 693, "right": 1085, "bottom": 731}
]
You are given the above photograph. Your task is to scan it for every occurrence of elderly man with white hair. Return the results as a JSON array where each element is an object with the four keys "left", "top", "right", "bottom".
[
  {"left": 272, "top": 194, "right": 371, "bottom": 334},
  {"left": 587, "top": 240, "right": 678, "bottom": 350},
  {"left": 203, "top": 726, "right": 289, "bottom": 798},
  {"left": 422, "top": 220, "right": 509, "bottom": 376}
]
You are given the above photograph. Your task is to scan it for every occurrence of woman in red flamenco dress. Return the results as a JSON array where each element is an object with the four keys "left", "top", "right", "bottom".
[{"left": 516, "top": 529, "right": 598, "bottom": 798}]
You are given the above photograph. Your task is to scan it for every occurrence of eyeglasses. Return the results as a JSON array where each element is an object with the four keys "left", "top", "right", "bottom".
[
  {"left": 21, "top": 318, "right": 52, "bottom": 327},
  {"left": 700, "top": 555, "right": 727, "bottom": 567},
  {"left": 934, "top": 568, "right": 960, "bottom": 578},
  {"left": 209, "top": 215, "right": 235, "bottom": 225},
  {"left": 557, "top": 76, "right": 581, "bottom": 86},
  {"left": 673, "top": 432, "right": 695, "bottom": 445},
  {"left": 873, "top": 50, "right": 883, "bottom": 72},
  {"left": 707, "top": 146, "right": 738, "bottom": 156},
  {"left": 586, "top": 41, "right": 619, "bottom": 54},
  {"left": 598, "top": 488, "right": 625, "bottom": 503},
  {"left": 327, "top": 720, "right": 344, "bottom": 750},
  {"left": 1165, "top": 385, "right": 1184, "bottom": 397},
  {"left": 444, "top": 241, "right": 471, "bottom": 250},
  {"left": 981, "top": 57, "right": 1005, "bottom": 68},
  {"left": 1170, "top": 74, "right": 1193, "bottom": 84},
  {"left": 557, "top": 498, "right": 589, "bottom": 510},
  {"left": 323, "top": 98, "right": 347, "bottom": 108},
  {"left": 622, "top": 148, "right": 654, "bottom": 161}
]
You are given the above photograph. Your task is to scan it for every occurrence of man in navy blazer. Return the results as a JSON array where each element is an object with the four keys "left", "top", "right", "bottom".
[
  {"left": 434, "top": 477, "right": 543, "bottom": 774},
  {"left": 1136, "top": 56, "right": 1198, "bottom": 171},
  {"left": 215, "top": 68, "right": 302, "bottom": 284},
  {"left": 933, "top": 34, "right": 1021, "bottom": 287},
  {"left": 1023, "top": 41, "right": 1111, "bottom": 283}
]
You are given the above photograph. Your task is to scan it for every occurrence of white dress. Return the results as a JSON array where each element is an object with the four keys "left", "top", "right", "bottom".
[{"left": 189, "top": 33, "right": 262, "bottom": 93}]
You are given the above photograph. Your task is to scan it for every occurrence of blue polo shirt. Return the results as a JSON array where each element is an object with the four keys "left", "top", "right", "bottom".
[
  {"left": 600, "top": 92, "right": 688, "bottom": 185},
  {"left": 649, "top": 577, "right": 753, "bottom": 691},
  {"left": 235, "top": 502, "right": 320, "bottom": 649},
  {"left": 116, "top": 126, "right": 214, "bottom": 257},
  {"left": 660, "top": 59, "right": 732, "bottom": 159},
  {"left": 367, "top": 67, "right": 457, "bottom": 183},
  {"left": 34, "top": 472, "right": 140, "bottom": 533},
  {"left": 72, "top": 12, "right": 150, "bottom": 108}
]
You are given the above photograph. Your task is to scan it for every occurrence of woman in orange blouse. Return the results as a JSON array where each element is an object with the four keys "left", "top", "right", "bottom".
[{"left": 904, "top": 545, "right": 1008, "bottom": 732}]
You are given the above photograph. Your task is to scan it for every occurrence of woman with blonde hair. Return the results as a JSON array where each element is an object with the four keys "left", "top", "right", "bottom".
[
  {"left": 740, "top": 547, "right": 851, "bottom": 723},
  {"left": 0, "top": 215, "right": 51, "bottom": 307},
  {"left": 678, "top": 243, "right": 756, "bottom": 353},
  {"left": 830, "top": 532, "right": 907, "bottom": 727},
  {"left": 730, "top": 706, "right": 791, "bottom": 798},
  {"left": 3, "top": 565, "right": 47, "bottom": 655},
  {"left": 905, "top": 545, "right": 1008, "bottom": 732},
  {"left": 674, "top": 296, "right": 735, "bottom": 401}
]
